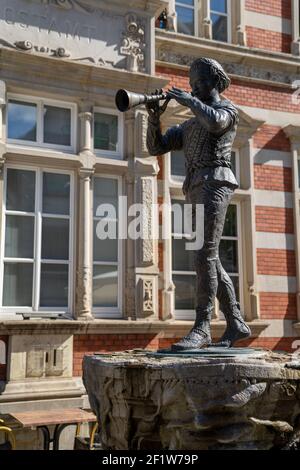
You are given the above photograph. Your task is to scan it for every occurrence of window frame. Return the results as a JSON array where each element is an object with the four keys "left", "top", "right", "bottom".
[
  {"left": 210, "top": 0, "right": 232, "bottom": 43},
  {"left": 171, "top": 194, "right": 243, "bottom": 321},
  {"left": 92, "top": 173, "right": 123, "bottom": 318},
  {"left": 93, "top": 107, "right": 124, "bottom": 159},
  {"left": 0, "top": 164, "right": 75, "bottom": 316},
  {"left": 175, "top": 0, "right": 198, "bottom": 37},
  {"left": 6, "top": 93, "right": 77, "bottom": 152}
]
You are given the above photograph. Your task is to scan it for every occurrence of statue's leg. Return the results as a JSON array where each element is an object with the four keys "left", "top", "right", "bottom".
[
  {"left": 171, "top": 182, "right": 233, "bottom": 351},
  {"left": 214, "top": 260, "right": 251, "bottom": 347}
]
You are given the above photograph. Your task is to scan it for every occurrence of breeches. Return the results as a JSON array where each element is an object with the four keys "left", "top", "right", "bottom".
[{"left": 186, "top": 181, "right": 237, "bottom": 315}]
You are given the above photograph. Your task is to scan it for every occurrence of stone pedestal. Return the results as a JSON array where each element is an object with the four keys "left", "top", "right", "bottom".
[{"left": 83, "top": 349, "right": 300, "bottom": 450}]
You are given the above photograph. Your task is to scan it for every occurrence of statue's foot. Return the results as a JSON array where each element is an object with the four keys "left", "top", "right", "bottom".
[
  {"left": 171, "top": 327, "right": 211, "bottom": 351},
  {"left": 211, "top": 321, "right": 251, "bottom": 348}
]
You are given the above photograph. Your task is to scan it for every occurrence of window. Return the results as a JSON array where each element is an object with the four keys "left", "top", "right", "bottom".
[
  {"left": 93, "top": 176, "right": 122, "bottom": 316},
  {"left": 172, "top": 198, "right": 196, "bottom": 316},
  {"left": 7, "top": 95, "right": 76, "bottom": 151},
  {"left": 210, "top": 0, "right": 231, "bottom": 43},
  {"left": 93, "top": 108, "right": 123, "bottom": 158},
  {"left": 175, "top": 0, "right": 196, "bottom": 36},
  {"left": 172, "top": 198, "right": 241, "bottom": 319},
  {"left": 0, "top": 167, "right": 74, "bottom": 313}
]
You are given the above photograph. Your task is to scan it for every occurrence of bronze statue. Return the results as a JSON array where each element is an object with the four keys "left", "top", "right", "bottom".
[{"left": 145, "top": 58, "right": 251, "bottom": 350}]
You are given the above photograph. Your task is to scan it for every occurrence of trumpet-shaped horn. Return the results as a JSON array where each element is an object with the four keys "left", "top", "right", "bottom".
[{"left": 115, "top": 89, "right": 167, "bottom": 112}]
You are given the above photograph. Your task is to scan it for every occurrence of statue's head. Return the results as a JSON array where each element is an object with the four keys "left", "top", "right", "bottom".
[{"left": 189, "top": 58, "right": 230, "bottom": 100}]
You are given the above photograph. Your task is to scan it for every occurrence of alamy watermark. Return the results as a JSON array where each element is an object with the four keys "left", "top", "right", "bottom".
[{"left": 95, "top": 197, "right": 204, "bottom": 250}]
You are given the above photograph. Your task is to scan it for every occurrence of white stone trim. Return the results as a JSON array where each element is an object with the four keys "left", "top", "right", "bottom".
[
  {"left": 253, "top": 149, "right": 292, "bottom": 168},
  {"left": 291, "top": 0, "right": 300, "bottom": 55},
  {"left": 254, "top": 189, "right": 293, "bottom": 208},
  {"left": 239, "top": 106, "right": 300, "bottom": 127},
  {"left": 256, "top": 232, "right": 295, "bottom": 250},
  {"left": 245, "top": 11, "right": 292, "bottom": 35},
  {"left": 258, "top": 275, "right": 297, "bottom": 293},
  {"left": 258, "top": 319, "right": 299, "bottom": 338}
]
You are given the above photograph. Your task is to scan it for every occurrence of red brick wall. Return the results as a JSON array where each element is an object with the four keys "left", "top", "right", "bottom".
[
  {"left": 156, "top": 67, "right": 300, "bottom": 115},
  {"left": 245, "top": 0, "right": 291, "bottom": 19},
  {"left": 73, "top": 334, "right": 160, "bottom": 376},
  {"left": 255, "top": 207, "right": 294, "bottom": 233},
  {"left": 253, "top": 126, "right": 291, "bottom": 152},
  {"left": 246, "top": 26, "right": 291, "bottom": 53},
  {"left": 0, "top": 335, "right": 8, "bottom": 381},
  {"left": 254, "top": 165, "right": 292, "bottom": 192},
  {"left": 260, "top": 292, "right": 297, "bottom": 320},
  {"left": 257, "top": 248, "right": 296, "bottom": 276}
]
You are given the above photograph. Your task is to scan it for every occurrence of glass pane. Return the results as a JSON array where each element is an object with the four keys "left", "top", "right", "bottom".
[
  {"left": 94, "top": 113, "right": 118, "bottom": 152},
  {"left": 43, "top": 173, "right": 70, "bottom": 215},
  {"left": 298, "top": 159, "right": 300, "bottom": 189},
  {"left": 3, "top": 263, "right": 33, "bottom": 306},
  {"left": 176, "top": 6, "right": 194, "bottom": 35},
  {"left": 176, "top": 0, "right": 194, "bottom": 5},
  {"left": 219, "top": 239, "right": 238, "bottom": 273},
  {"left": 212, "top": 13, "right": 228, "bottom": 42},
  {"left": 171, "top": 150, "right": 185, "bottom": 178},
  {"left": 5, "top": 215, "right": 34, "bottom": 259},
  {"left": 93, "top": 177, "right": 118, "bottom": 217},
  {"left": 210, "top": 0, "right": 227, "bottom": 13},
  {"left": 7, "top": 100, "right": 37, "bottom": 141},
  {"left": 40, "top": 264, "right": 68, "bottom": 307},
  {"left": 42, "top": 218, "right": 69, "bottom": 260},
  {"left": 43, "top": 105, "right": 71, "bottom": 146},
  {"left": 173, "top": 274, "right": 196, "bottom": 310},
  {"left": 93, "top": 220, "right": 118, "bottom": 262},
  {"left": 223, "top": 205, "right": 237, "bottom": 237},
  {"left": 93, "top": 265, "right": 118, "bottom": 307},
  {"left": 172, "top": 238, "right": 195, "bottom": 271},
  {"left": 6, "top": 169, "right": 35, "bottom": 212}
]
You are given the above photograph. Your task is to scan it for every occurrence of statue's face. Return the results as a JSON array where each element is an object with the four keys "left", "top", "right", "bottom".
[{"left": 189, "top": 65, "right": 218, "bottom": 100}]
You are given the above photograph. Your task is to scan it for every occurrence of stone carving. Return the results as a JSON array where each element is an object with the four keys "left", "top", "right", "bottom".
[
  {"left": 143, "top": 279, "right": 154, "bottom": 313},
  {"left": 0, "top": 38, "right": 71, "bottom": 58},
  {"left": 39, "top": 0, "right": 95, "bottom": 14},
  {"left": 156, "top": 48, "right": 300, "bottom": 86},
  {"left": 76, "top": 266, "right": 91, "bottom": 318},
  {"left": 83, "top": 350, "right": 300, "bottom": 450},
  {"left": 141, "top": 178, "right": 154, "bottom": 265},
  {"left": 14, "top": 40, "right": 33, "bottom": 51},
  {"left": 120, "top": 13, "right": 146, "bottom": 72}
]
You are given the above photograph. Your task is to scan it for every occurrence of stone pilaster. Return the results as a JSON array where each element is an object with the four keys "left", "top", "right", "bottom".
[
  {"left": 75, "top": 167, "right": 94, "bottom": 321},
  {"left": 291, "top": 0, "right": 300, "bottom": 56},
  {"left": 284, "top": 126, "right": 300, "bottom": 321},
  {"left": 232, "top": 0, "right": 246, "bottom": 46},
  {"left": 79, "top": 111, "right": 93, "bottom": 153}
]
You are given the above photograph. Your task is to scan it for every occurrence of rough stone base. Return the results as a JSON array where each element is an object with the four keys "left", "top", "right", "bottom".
[{"left": 83, "top": 349, "right": 300, "bottom": 450}]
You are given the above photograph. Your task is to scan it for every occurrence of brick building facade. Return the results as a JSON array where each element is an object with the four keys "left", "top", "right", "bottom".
[{"left": 0, "top": 0, "right": 299, "bottom": 448}]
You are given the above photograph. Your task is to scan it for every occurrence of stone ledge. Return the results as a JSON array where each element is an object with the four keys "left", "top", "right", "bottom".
[
  {"left": 0, "top": 319, "right": 269, "bottom": 337},
  {"left": 155, "top": 30, "right": 300, "bottom": 87},
  {"left": 294, "top": 322, "right": 300, "bottom": 333}
]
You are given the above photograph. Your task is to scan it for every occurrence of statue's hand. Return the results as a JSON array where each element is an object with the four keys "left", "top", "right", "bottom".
[
  {"left": 146, "top": 89, "right": 170, "bottom": 122},
  {"left": 167, "top": 86, "right": 194, "bottom": 108}
]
